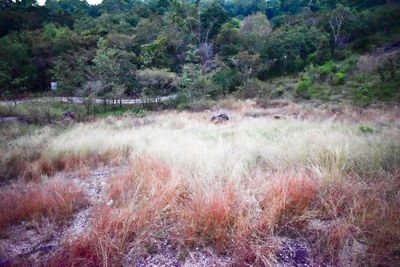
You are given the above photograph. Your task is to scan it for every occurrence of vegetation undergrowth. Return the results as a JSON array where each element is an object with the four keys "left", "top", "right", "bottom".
[{"left": 2, "top": 102, "right": 397, "bottom": 265}]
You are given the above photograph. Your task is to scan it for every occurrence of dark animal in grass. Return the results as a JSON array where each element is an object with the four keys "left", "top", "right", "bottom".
[{"left": 211, "top": 113, "right": 229, "bottom": 124}]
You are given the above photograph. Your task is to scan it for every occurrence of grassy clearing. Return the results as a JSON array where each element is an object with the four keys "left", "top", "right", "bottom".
[{"left": 1, "top": 101, "right": 400, "bottom": 265}]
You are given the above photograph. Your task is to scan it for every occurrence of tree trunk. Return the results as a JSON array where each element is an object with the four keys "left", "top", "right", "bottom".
[{"left": 103, "top": 98, "right": 107, "bottom": 113}]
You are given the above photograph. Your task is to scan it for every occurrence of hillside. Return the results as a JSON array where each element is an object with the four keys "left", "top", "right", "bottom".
[{"left": 0, "top": 0, "right": 399, "bottom": 106}]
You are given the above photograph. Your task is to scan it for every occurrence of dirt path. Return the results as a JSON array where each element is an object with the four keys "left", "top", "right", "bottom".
[{"left": 0, "top": 95, "right": 177, "bottom": 106}]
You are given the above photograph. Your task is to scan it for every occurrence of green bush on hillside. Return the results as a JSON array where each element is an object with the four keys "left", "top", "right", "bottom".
[
  {"left": 335, "top": 72, "right": 345, "bottom": 85},
  {"left": 353, "top": 85, "right": 375, "bottom": 106},
  {"left": 319, "top": 61, "right": 336, "bottom": 76},
  {"left": 296, "top": 76, "right": 312, "bottom": 99}
]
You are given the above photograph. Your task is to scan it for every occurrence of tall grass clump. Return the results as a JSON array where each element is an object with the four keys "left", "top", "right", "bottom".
[{"left": 0, "top": 178, "right": 87, "bottom": 231}]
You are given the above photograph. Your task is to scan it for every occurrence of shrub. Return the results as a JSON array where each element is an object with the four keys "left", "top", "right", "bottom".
[
  {"left": 237, "top": 78, "right": 267, "bottom": 99},
  {"left": 376, "top": 79, "right": 400, "bottom": 101},
  {"left": 296, "top": 77, "right": 312, "bottom": 98},
  {"left": 335, "top": 72, "right": 345, "bottom": 85},
  {"left": 271, "top": 87, "right": 285, "bottom": 98},
  {"left": 353, "top": 85, "right": 375, "bottom": 106},
  {"left": 319, "top": 61, "right": 336, "bottom": 76},
  {"left": 359, "top": 124, "right": 373, "bottom": 133},
  {"left": 339, "top": 55, "right": 358, "bottom": 73},
  {"left": 167, "top": 92, "right": 190, "bottom": 110}
]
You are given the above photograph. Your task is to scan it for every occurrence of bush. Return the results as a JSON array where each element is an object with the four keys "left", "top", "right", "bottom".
[
  {"left": 319, "top": 61, "right": 336, "bottom": 76},
  {"left": 377, "top": 80, "right": 400, "bottom": 101},
  {"left": 359, "top": 124, "right": 373, "bottom": 134},
  {"left": 167, "top": 92, "right": 190, "bottom": 110},
  {"left": 353, "top": 85, "right": 375, "bottom": 106},
  {"left": 339, "top": 55, "right": 358, "bottom": 73},
  {"left": 296, "top": 76, "right": 312, "bottom": 98},
  {"left": 335, "top": 72, "right": 345, "bottom": 85},
  {"left": 271, "top": 87, "right": 285, "bottom": 98},
  {"left": 237, "top": 78, "right": 267, "bottom": 99}
]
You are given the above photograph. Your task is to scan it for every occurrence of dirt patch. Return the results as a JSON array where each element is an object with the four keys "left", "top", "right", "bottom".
[{"left": 124, "top": 243, "right": 232, "bottom": 267}]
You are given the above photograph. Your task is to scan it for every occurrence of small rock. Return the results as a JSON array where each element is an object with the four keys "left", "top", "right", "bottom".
[
  {"left": 273, "top": 115, "right": 286, "bottom": 120},
  {"left": 62, "top": 111, "right": 75, "bottom": 120},
  {"left": 107, "top": 199, "right": 114, "bottom": 207},
  {"left": 211, "top": 113, "right": 229, "bottom": 124}
]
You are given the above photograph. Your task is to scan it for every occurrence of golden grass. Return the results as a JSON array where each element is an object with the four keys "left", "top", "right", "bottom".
[{"left": 1, "top": 102, "right": 400, "bottom": 265}]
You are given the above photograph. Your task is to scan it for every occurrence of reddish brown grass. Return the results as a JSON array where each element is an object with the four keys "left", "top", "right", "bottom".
[
  {"left": 51, "top": 206, "right": 136, "bottom": 266},
  {"left": 178, "top": 185, "right": 237, "bottom": 252},
  {"left": 0, "top": 178, "right": 87, "bottom": 231},
  {"left": 23, "top": 158, "right": 55, "bottom": 181},
  {"left": 258, "top": 172, "right": 317, "bottom": 234},
  {"left": 308, "top": 173, "right": 400, "bottom": 266},
  {"left": 52, "top": 156, "right": 181, "bottom": 266},
  {"left": 49, "top": 158, "right": 400, "bottom": 266},
  {"left": 52, "top": 152, "right": 125, "bottom": 173}
]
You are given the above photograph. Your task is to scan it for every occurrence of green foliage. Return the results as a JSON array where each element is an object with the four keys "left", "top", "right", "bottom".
[
  {"left": 296, "top": 76, "right": 312, "bottom": 98},
  {"left": 375, "top": 79, "right": 400, "bottom": 101},
  {"left": 339, "top": 55, "right": 358, "bottom": 73},
  {"left": 172, "top": 92, "right": 191, "bottom": 110},
  {"left": 319, "top": 61, "right": 336, "bottom": 76},
  {"left": 139, "top": 37, "right": 168, "bottom": 68},
  {"left": 0, "top": 35, "right": 36, "bottom": 99},
  {"left": 0, "top": 0, "right": 398, "bottom": 105},
  {"left": 265, "top": 25, "right": 330, "bottom": 74},
  {"left": 359, "top": 124, "right": 373, "bottom": 134},
  {"left": 232, "top": 51, "right": 261, "bottom": 80},
  {"left": 308, "top": 85, "right": 330, "bottom": 100},
  {"left": 240, "top": 12, "right": 272, "bottom": 53},
  {"left": 215, "top": 21, "right": 240, "bottom": 57},
  {"left": 179, "top": 64, "right": 219, "bottom": 100},
  {"left": 212, "top": 66, "right": 241, "bottom": 95},
  {"left": 238, "top": 78, "right": 267, "bottom": 99},
  {"left": 136, "top": 68, "right": 177, "bottom": 98},
  {"left": 353, "top": 85, "right": 375, "bottom": 106},
  {"left": 271, "top": 87, "right": 285, "bottom": 98},
  {"left": 93, "top": 47, "right": 136, "bottom": 98},
  {"left": 335, "top": 72, "right": 345, "bottom": 85}
]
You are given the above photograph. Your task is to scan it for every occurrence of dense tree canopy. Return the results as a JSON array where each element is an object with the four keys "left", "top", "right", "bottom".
[{"left": 0, "top": 0, "right": 399, "bottom": 102}]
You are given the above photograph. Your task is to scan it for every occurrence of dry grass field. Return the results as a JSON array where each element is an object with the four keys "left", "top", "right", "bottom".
[{"left": 0, "top": 100, "right": 399, "bottom": 266}]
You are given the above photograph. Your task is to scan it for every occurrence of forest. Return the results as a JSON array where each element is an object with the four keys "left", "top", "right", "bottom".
[{"left": 1, "top": 0, "right": 399, "bottom": 108}]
